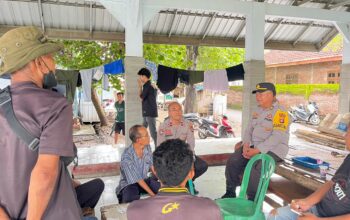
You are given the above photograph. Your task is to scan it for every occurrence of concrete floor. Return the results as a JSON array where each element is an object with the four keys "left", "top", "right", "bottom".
[{"left": 76, "top": 110, "right": 349, "bottom": 219}]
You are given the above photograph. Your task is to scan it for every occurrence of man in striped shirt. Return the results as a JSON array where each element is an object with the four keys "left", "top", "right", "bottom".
[
  {"left": 115, "top": 125, "right": 160, "bottom": 203},
  {"left": 127, "top": 139, "right": 222, "bottom": 220}
]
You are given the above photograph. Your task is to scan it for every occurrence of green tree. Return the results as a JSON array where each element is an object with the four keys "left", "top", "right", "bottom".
[
  {"left": 55, "top": 40, "right": 125, "bottom": 91},
  {"left": 143, "top": 44, "right": 191, "bottom": 69},
  {"left": 143, "top": 44, "right": 245, "bottom": 70},
  {"left": 55, "top": 40, "right": 125, "bottom": 126},
  {"left": 322, "top": 34, "right": 343, "bottom": 52}
]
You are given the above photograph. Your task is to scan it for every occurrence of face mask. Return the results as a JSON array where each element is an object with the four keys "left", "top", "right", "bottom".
[
  {"left": 40, "top": 58, "right": 57, "bottom": 89},
  {"left": 43, "top": 71, "right": 57, "bottom": 89}
]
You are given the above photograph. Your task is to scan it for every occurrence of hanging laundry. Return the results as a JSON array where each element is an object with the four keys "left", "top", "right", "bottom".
[
  {"left": 102, "top": 74, "right": 109, "bottom": 90},
  {"left": 226, "top": 63, "right": 245, "bottom": 81},
  {"left": 55, "top": 69, "right": 80, "bottom": 103},
  {"left": 178, "top": 70, "right": 190, "bottom": 85},
  {"left": 188, "top": 70, "right": 204, "bottom": 85},
  {"left": 104, "top": 59, "right": 124, "bottom": 74},
  {"left": 157, "top": 65, "right": 179, "bottom": 94},
  {"left": 178, "top": 70, "right": 205, "bottom": 85},
  {"left": 93, "top": 66, "right": 104, "bottom": 81},
  {"left": 204, "top": 70, "right": 229, "bottom": 91},
  {"left": 80, "top": 66, "right": 104, "bottom": 101},
  {"left": 145, "top": 60, "right": 158, "bottom": 81}
]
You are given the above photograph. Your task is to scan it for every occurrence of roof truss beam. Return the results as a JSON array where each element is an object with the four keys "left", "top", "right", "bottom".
[
  {"left": 293, "top": 21, "right": 313, "bottom": 46},
  {"left": 37, "top": 0, "right": 45, "bottom": 32},
  {"left": 316, "top": 27, "right": 338, "bottom": 50},
  {"left": 0, "top": 25, "right": 320, "bottom": 51},
  {"left": 145, "top": 0, "right": 350, "bottom": 23},
  {"left": 295, "top": 0, "right": 312, "bottom": 6},
  {"left": 201, "top": 12, "right": 217, "bottom": 40},
  {"left": 329, "top": 0, "right": 350, "bottom": 9},
  {"left": 265, "top": 18, "right": 283, "bottom": 43},
  {"left": 167, "top": 9, "right": 178, "bottom": 37}
]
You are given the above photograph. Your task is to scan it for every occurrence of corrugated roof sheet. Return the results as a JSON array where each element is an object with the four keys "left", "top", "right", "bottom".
[{"left": 0, "top": 0, "right": 349, "bottom": 51}]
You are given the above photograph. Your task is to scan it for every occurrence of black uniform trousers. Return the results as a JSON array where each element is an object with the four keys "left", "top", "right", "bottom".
[
  {"left": 75, "top": 178, "right": 105, "bottom": 209},
  {"left": 194, "top": 156, "right": 208, "bottom": 181}
]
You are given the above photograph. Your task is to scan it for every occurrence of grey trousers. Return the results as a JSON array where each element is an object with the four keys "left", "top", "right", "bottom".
[
  {"left": 225, "top": 147, "right": 282, "bottom": 199},
  {"left": 143, "top": 116, "right": 157, "bottom": 146}
]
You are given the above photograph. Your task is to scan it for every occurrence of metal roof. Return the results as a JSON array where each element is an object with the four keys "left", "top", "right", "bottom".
[{"left": 0, "top": 0, "right": 349, "bottom": 51}]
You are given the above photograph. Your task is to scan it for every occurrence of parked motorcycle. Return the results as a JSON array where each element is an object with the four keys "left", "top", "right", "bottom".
[
  {"left": 289, "top": 101, "right": 320, "bottom": 125},
  {"left": 198, "top": 116, "right": 235, "bottom": 139},
  {"left": 183, "top": 113, "right": 202, "bottom": 130},
  {"left": 221, "top": 115, "right": 235, "bottom": 138}
]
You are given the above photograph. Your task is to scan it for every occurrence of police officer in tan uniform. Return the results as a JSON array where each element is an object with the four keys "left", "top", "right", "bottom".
[
  {"left": 158, "top": 102, "right": 208, "bottom": 193},
  {"left": 222, "top": 82, "right": 290, "bottom": 199}
]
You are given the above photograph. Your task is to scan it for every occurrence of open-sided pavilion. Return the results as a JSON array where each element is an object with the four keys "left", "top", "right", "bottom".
[{"left": 1, "top": 0, "right": 350, "bottom": 143}]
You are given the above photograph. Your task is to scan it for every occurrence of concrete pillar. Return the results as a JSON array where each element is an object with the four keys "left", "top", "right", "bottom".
[
  {"left": 242, "top": 4, "right": 265, "bottom": 134},
  {"left": 100, "top": 0, "right": 158, "bottom": 146},
  {"left": 339, "top": 39, "right": 350, "bottom": 113},
  {"left": 124, "top": 57, "right": 144, "bottom": 146}
]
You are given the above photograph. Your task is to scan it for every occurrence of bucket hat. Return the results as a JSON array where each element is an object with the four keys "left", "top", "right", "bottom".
[{"left": 0, "top": 26, "right": 63, "bottom": 75}]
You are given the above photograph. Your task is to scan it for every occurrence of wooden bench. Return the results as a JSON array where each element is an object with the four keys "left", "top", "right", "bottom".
[
  {"left": 274, "top": 157, "right": 335, "bottom": 191},
  {"left": 101, "top": 203, "right": 129, "bottom": 220}
]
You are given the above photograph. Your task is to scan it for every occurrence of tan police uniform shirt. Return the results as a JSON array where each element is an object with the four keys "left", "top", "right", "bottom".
[
  {"left": 242, "top": 101, "right": 290, "bottom": 159},
  {"left": 157, "top": 118, "right": 195, "bottom": 151}
]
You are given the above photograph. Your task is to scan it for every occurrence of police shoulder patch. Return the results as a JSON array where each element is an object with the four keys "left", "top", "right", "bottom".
[{"left": 273, "top": 109, "right": 289, "bottom": 131}]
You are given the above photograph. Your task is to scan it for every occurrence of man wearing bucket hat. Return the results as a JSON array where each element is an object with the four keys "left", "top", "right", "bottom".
[
  {"left": 0, "top": 27, "right": 81, "bottom": 219},
  {"left": 222, "top": 82, "right": 291, "bottom": 199}
]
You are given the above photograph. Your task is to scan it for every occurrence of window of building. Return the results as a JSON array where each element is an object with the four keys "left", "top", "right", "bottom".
[
  {"left": 327, "top": 72, "right": 340, "bottom": 84},
  {"left": 285, "top": 74, "right": 298, "bottom": 84}
]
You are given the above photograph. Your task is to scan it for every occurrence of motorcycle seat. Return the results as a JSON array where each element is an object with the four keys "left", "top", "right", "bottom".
[{"left": 202, "top": 118, "right": 219, "bottom": 125}]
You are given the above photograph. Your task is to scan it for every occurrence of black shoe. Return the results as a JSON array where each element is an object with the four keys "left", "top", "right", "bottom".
[
  {"left": 221, "top": 191, "right": 236, "bottom": 199},
  {"left": 193, "top": 188, "right": 199, "bottom": 195}
]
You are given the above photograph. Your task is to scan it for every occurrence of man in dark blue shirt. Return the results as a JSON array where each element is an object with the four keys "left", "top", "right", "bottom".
[
  {"left": 138, "top": 68, "right": 158, "bottom": 146},
  {"left": 268, "top": 127, "right": 350, "bottom": 220}
]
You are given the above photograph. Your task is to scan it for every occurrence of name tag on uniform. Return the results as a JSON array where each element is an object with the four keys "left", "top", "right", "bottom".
[
  {"left": 273, "top": 110, "right": 289, "bottom": 131},
  {"left": 252, "top": 112, "right": 259, "bottom": 119},
  {"left": 265, "top": 113, "right": 272, "bottom": 121},
  {"left": 164, "top": 129, "right": 173, "bottom": 136}
]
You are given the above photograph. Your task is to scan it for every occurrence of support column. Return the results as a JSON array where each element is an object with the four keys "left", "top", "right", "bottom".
[
  {"left": 124, "top": 57, "right": 144, "bottom": 145},
  {"left": 338, "top": 39, "right": 350, "bottom": 113},
  {"left": 242, "top": 4, "right": 266, "bottom": 134},
  {"left": 124, "top": 0, "right": 144, "bottom": 146}
]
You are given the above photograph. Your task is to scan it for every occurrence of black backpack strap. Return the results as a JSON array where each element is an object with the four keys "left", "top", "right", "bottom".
[{"left": 0, "top": 86, "right": 39, "bottom": 151}]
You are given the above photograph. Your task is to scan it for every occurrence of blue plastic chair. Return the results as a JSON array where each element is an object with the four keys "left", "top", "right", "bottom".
[{"left": 216, "top": 153, "right": 276, "bottom": 220}]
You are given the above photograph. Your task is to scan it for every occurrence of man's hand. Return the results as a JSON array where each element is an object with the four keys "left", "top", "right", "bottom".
[
  {"left": 298, "top": 212, "right": 319, "bottom": 220},
  {"left": 291, "top": 199, "right": 313, "bottom": 213},
  {"left": 242, "top": 148, "right": 260, "bottom": 159},
  {"left": 137, "top": 78, "right": 143, "bottom": 87},
  {"left": 72, "top": 179, "right": 81, "bottom": 188},
  {"left": 234, "top": 141, "right": 243, "bottom": 151}
]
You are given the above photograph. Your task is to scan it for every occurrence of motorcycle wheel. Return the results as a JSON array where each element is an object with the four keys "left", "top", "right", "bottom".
[
  {"left": 198, "top": 127, "right": 207, "bottom": 139},
  {"left": 309, "top": 114, "right": 320, "bottom": 125},
  {"left": 221, "top": 130, "right": 229, "bottom": 138}
]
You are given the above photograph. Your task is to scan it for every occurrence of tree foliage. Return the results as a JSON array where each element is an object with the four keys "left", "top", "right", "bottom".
[
  {"left": 55, "top": 40, "right": 125, "bottom": 91},
  {"left": 197, "top": 47, "right": 245, "bottom": 70},
  {"left": 322, "top": 34, "right": 342, "bottom": 53},
  {"left": 55, "top": 41, "right": 245, "bottom": 91},
  {"left": 143, "top": 44, "right": 245, "bottom": 70},
  {"left": 143, "top": 44, "right": 191, "bottom": 69}
]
